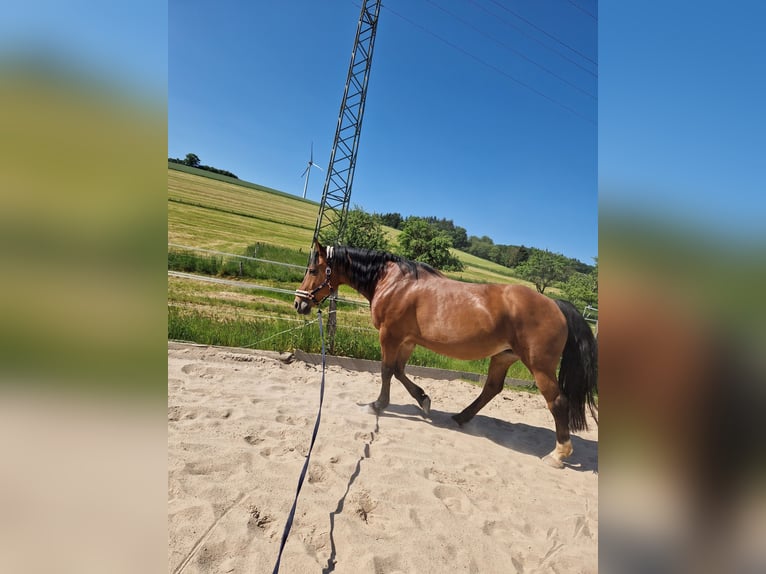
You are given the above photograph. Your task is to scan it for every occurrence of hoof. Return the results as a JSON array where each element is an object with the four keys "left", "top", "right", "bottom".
[
  {"left": 451, "top": 413, "right": 465, "bottom": 427},
  {"left": 421, "top": 395, "right": 431, "bottom": 417},
  {"left": 543, "top": 455, "right": 565, "bottom": 469},
  {"left": 367, "top": 402, "right": 386, "bottom": 415}
]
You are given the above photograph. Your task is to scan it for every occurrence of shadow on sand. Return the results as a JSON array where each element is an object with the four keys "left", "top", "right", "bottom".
[{"left": 376, "top": 402, "right": 598, "bottom": 473}]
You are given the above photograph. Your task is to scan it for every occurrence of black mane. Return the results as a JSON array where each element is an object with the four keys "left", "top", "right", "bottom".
[{"left": 329, "top": 246, "right": 441, "bottom": 300}]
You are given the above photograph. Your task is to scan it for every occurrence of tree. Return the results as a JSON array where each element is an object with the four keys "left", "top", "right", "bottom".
[
  {"left": 424, "top": 217, "right": 470, "bottom": 249},
  {"left": 510, "top": 245, "right": 530, "bottom": 267},
  {"left": 376, "top": 212, "right": 404, "bottom": 229},
  {"left": 495, "top": 244, "right": 520, "bottom": 268},
  {"left": 466, "top": 235, "right": 495, "bottom": 260},
  {"left": 337, "top": 207, "right": 389, "bottom": 251},
  {"left": 450, "top": 225, "right": 469, "bottom": 249},
  {"left": 516, "top": 249, "right": 567, "bottom": 293},
  {"left": 397, "top": 218, "right": 463, "bottom": 271},
  {"left": 560, "top": 271, "right": 598, "bottom": 310},
  {"left": 183, "top": 153, "right": 200, "bottom": 168}
]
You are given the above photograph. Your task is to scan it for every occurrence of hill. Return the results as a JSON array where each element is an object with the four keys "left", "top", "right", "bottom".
[{"left": 168, "top": 163, "right": 536, "bottom": 286}]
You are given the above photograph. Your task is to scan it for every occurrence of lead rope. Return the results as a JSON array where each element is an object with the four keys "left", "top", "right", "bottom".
[{"left": 272, "top": 308, "right": 327, "bottom": 574}]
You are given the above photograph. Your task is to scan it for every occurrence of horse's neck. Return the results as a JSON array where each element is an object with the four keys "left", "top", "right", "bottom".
[
  {"left": 337, "top": 259, "right": 387, "bottom": 302},
  {"left": 341, "top": 271, "right": 375, "bottom": 302}
]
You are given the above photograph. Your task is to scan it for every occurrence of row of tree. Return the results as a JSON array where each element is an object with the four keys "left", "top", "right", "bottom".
[
  {"left": 169, "top": 153, "right": 239, "bottom": 179},
  {"left": 332, "top": 208, "right": 597, "bottom": 310},
  {"left": 377, "top": 211, "right": 592, "bottom": 274},
  {"left": 326, "top": 209, "right": 464, "bottom": 272}
]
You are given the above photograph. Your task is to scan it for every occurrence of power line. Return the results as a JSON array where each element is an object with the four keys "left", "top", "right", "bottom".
[
  {"left": 382, "top": 3, "right": 596, "bottom": 125},
  {"left": 423, "top": 0, "right": 596, "bottom": 100},
  {"left": 564, "top": 0, "right": 598, "bottom": 21},
  {"left": 487, "top": 0, "right": 597, "bottom": 66},
  {"left": 468, "top": 0, "right": 596, "bottom": 78}
]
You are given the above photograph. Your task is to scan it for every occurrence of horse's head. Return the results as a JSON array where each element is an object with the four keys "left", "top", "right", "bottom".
[{"left": 294, "top": 241, "right": 335, "bottom": 315}]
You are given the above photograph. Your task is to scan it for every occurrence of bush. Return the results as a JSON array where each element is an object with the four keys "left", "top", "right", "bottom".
[
  {"left": 331, "top": 207, "right": 389, "bottom": 251},
  {"left": 397, "top": 218, "right": 463, "bottom": 271}
]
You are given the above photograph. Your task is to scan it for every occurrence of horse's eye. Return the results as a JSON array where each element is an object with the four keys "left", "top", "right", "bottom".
[{"left": 309, "top": 269, "right": 318, "bottom": 276}]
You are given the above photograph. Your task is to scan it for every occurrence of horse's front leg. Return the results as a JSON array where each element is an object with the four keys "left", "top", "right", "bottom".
[
  {"left": 370, "top": 362, "right": 393, "bottom": 413},
  {"left": 392, "top": 342, "right": 430, "bottom": 416},
  {"left": 370, "top": 331, "right": 402, "bottom": 413},
  {"left": 371, "top": 336, "right": 430, "bottom": 416},
  {"left": 370, "top": 325, "right": 401, "bottom": 413},
  {"left": 394, "top": 369, "right": 431, "bottom": 416}
]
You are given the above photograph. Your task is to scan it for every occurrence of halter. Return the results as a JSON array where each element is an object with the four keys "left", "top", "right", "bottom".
[{"left": 295, "top": 247, "right": 335, "bottom": 305}]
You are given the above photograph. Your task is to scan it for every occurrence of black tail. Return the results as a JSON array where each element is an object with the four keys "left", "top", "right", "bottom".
[{"left": 555, "top": 299, "right": 598, "bottom": 432}]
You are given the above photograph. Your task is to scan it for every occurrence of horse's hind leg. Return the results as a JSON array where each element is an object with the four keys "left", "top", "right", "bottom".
[
  {"left": 453, "top": 351, "right": 518, "bottom": 425},
  {"left": 533, "top": 368, "right": 573, "bottom": 469}
]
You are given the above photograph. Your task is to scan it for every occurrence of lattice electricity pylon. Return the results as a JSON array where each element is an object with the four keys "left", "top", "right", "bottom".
[
  {"left": 309, "top": 0, "right": 382, "bottom": 354},
  {"left": 311, "top": 0, "right": 382, "bottom": 246}
]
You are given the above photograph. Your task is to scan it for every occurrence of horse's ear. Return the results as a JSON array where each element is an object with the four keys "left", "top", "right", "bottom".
[{"left": 314, "top": 240, "right": 326, "bottom": 258}]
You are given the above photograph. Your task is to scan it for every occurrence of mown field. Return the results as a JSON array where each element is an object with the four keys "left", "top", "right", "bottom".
[{"left": 167, "top": 164, "right": 542, "bottom": 382}]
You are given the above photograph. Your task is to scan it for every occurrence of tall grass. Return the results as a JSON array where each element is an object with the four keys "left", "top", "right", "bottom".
[
  {"left": 167, "top": 243, "right": 306, "bottom": 283},
  {"left": 168, "top": 307, "right": 534, "bottom": 381},
  {"left": 244, "top": 243, "right": 309, "bottom": 266},
  {"left": 168, "top": 306, "right": 381, "bottom": 355}
]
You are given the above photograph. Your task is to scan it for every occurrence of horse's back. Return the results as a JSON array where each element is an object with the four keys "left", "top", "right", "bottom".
[
  {"left": 373, "top": 274, "right": 566, "bottom": 361},
  {"left": 449, "top": 281, "right": 561, "bottom": 319}
]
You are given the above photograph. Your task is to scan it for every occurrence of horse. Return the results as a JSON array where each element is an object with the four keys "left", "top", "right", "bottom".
[{"left": 294, "top": 242, "right": 598, "bottom": 467}]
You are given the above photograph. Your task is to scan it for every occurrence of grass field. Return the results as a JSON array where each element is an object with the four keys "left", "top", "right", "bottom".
[
  {"left": 168, "top": 164, "right": 539, "bottom": 285},
  {"left": 167, "top": 164, "right": 550, "bottom": 382}
]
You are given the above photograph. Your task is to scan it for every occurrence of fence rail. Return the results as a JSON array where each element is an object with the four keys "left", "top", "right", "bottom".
[
  {"left": 167, "top": 270, "right": 368, "bottom": 307},
  {"left": 582, "top": 304, "right": 598, "bottom": 324}
]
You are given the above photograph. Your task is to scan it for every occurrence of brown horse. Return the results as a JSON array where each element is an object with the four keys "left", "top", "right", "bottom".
[{"left": 294, "top": 242, "right": 598, "bottom": 467}]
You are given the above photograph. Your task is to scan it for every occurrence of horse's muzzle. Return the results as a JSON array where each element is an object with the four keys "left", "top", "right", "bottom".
[{"left": 294, "top": 297, "right": 312, "bottom": 315}]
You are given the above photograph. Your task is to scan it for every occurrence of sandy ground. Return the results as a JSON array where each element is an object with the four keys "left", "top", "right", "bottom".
[{"left": 168, "top": 342, "right": 598, "bottom": 573}]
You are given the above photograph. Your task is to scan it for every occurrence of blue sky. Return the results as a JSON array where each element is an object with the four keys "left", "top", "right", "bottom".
[
  {"left": 169, "top": 0, "right": 598, "bottom": 263},
  {"left": 599, "top": 1, "right": 765, "bottom": 244},
  {"left": 4, "top": 2, "right": 760, "bottom": 263},
  {"left": 1, "top": 1, "right": 166, "bottom": 98}
]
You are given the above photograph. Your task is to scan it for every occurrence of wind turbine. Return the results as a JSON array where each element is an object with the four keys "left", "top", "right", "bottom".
[{"left": 300, "top": 142, "right": 324, "bottom": 199}]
